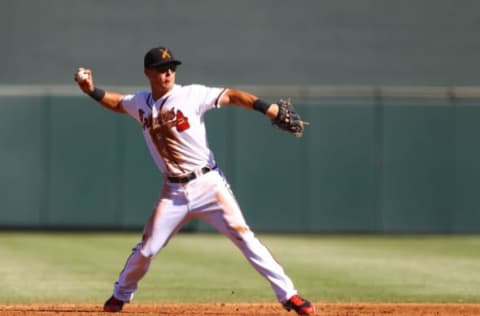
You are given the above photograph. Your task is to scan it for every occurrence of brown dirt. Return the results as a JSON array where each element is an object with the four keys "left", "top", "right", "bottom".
[{"left": 1, "top": 302, "right": 480, "bottom": 316}]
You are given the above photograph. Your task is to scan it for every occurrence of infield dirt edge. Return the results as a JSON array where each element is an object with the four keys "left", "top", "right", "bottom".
[{"left": 2, "top": 302, "right": 480, "bottom": 315}]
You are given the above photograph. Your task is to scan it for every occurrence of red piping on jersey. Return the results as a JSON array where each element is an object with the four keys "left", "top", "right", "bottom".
[{"left": 214, "top": 88, "right": 227, "bottom": 107}]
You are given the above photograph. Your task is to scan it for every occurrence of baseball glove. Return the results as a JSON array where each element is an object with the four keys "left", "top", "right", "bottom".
[{"left": 271, "top": 98, "right": 306, "bottom": 137}]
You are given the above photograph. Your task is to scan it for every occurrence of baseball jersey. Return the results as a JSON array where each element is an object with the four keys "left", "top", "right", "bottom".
[{"left": 121, "top": 84, "right": 226, "bottom": 178}]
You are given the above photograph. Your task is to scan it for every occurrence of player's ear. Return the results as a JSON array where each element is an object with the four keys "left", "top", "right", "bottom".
[{"left": 144, "top": 68, "right": 155, "bottom": 81}]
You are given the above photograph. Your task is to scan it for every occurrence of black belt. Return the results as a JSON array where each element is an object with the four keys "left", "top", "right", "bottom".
[{"left": 167, "top": 166, "right": 216, "bottom": 183}]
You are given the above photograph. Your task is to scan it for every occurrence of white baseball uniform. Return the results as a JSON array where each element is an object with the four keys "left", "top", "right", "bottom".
[{"left": 111, "top": 84, "right": 297, "bottom": 303}]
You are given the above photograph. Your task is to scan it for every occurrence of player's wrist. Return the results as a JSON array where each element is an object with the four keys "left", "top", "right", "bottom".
[
  {"left": 89, "top": 87, "right": 106, "bottom": 101},
  {"left": 252, "top": 99, "right": 272, "bottom": 114}
]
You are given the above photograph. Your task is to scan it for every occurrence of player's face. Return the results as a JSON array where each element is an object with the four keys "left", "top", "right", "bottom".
[{"left": 144, "top": 64, "right": 177, "bottom": 91}]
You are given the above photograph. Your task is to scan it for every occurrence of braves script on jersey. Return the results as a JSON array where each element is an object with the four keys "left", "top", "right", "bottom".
[{"left": 122, "top": 84, "right": 225, "bottom": 177}]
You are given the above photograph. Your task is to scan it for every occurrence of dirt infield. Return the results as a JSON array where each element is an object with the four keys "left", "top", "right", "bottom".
[{"left": 1, "top": 303, "right": 480, "bottom": 316}]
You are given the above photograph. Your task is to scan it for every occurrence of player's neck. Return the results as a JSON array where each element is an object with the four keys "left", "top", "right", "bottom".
[{"left": 151, "top": 85, "right": 173, "bottom": 101}]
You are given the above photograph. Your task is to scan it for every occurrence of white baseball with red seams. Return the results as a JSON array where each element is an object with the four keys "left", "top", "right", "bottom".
[{"left": 112, "top": 84, "right": 298, "bottom": 303}]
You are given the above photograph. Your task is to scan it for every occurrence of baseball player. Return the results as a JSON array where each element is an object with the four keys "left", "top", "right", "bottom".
[{"left": 74, "top": 46, "right": 314, "bottom": 316}]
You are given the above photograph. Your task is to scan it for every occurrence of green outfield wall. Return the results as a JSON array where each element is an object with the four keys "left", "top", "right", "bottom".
[
  {"left": 1, "top": 0, "right": 479, "bottom": 87},
  {"left": 1, "top": 89, "right": 479, "bottom": 233}
]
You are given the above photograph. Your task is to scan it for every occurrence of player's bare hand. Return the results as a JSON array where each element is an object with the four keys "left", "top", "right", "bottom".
[
  {"left": 74, "top": 67, "right": 94, "bottom": 95},
  {"left": 266, "top": 103, "right": 280, "bottom": 120}
]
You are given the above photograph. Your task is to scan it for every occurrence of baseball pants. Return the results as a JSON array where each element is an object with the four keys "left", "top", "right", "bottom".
[{"left": 112, "top": 168, "right": 297, "bottom": 302}]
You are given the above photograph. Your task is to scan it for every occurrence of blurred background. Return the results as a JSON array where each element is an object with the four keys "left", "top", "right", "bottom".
[{"left": 1, "top": 0, "right": 479, "bottom": 233}]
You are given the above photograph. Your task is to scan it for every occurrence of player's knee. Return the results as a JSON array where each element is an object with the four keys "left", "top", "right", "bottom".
[
  {"left": 229, "top": 227, "right": 255, "bottom": 246},
  {"left": 140, "top": 238, "right": 167, "bottom": 258}
]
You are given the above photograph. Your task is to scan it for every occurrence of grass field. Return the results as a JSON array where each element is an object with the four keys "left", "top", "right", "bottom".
[{"left": 0, "top": 232, "right": 479, "bottom": 304}]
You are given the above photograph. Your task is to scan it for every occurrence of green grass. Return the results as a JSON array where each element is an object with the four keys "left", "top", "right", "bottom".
[{"left": 0, "top": 232, "right": 479, "bottom": 304}]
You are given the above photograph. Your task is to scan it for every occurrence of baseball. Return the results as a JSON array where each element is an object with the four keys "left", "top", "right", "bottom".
[{"left": 77, "top": 70, "right": 89, "bottom": 81}]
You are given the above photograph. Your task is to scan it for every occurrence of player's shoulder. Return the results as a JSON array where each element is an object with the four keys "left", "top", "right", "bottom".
[
  {"left": 121, "top": 90, "right": 151, "bottom": 109},
  {"left": 133, "top": 90, "right": 151, "bottom": 99},
  {"left": 176, "top": 84, "right": 218, "bottom": 96},
  {"left": 123, "top": 90, "right": 149, "bottom": 100},
  {"left": 186, "top": 83, "right": 209, "bottom": 89},
  {"left": 177, "top": 84, "right": 207, "bottom": 92}
]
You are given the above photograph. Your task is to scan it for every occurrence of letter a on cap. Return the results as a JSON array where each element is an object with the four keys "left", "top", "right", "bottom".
[{"left": 161, "top": 48, "right": 172, "bottom": 59}]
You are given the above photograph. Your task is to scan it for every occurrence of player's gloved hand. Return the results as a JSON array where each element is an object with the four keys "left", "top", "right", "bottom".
[{"left": 271, "top": 98, "right": 306, "bottom": 137}]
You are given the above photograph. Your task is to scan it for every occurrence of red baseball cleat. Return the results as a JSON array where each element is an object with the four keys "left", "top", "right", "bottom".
[
  {"left": 103, "top": 295, "right": 125, "bottom": 313},
  {"left": 282, "top": 294, "right": 315, "bottom": 316}
]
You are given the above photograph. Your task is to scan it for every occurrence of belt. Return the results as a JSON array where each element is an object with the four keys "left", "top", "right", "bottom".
[{"left": 167, "top": 166, "right": 216, "bottom": 184}]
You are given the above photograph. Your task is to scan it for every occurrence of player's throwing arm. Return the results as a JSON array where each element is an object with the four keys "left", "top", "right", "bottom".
[{"left": 74, "top": 67, "right": 125, "bottom": 113}]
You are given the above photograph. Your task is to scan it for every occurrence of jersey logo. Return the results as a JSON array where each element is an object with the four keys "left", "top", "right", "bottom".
[{"left": 138, "top": 107, "right": 190, "bottom": 132}]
